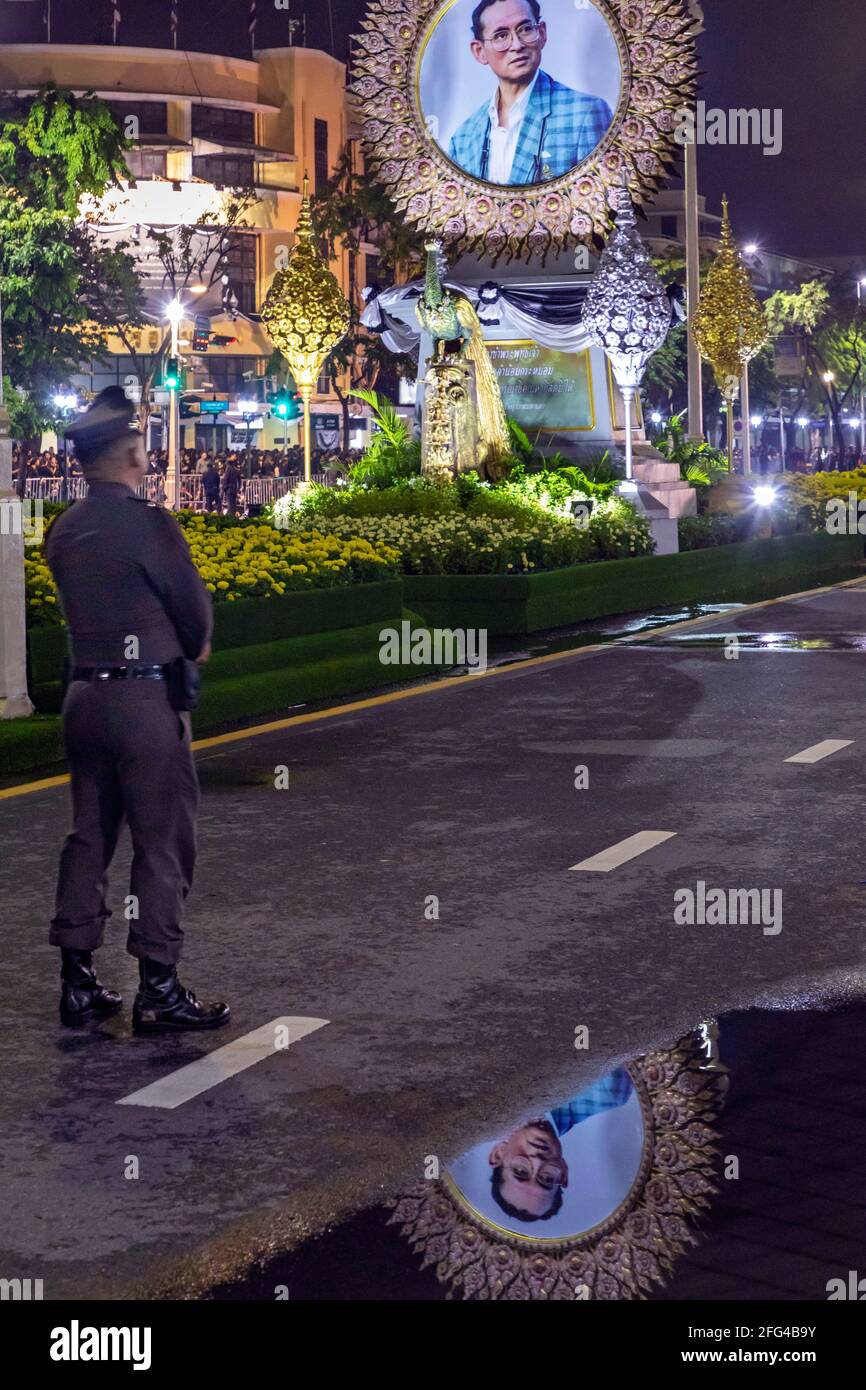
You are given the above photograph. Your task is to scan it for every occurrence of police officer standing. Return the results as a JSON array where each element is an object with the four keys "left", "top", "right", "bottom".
[
  {"left": 222, "top": 456, "right": 241, "bottom": 515},
  {"left": 46, "top": 387, "right": 230, "bottom": 1034},
  {"left": 202, "top": 459, "right": 221, "bottom": 513}
]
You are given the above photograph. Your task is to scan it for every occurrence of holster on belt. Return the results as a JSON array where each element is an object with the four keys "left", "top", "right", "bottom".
[{"left": 166, "top": 656, "right": 202, "bottom": 711}]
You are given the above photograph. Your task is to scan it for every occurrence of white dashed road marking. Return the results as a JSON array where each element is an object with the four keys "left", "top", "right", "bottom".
[
  {"left": 117, "top": 1016, "right": 330, "bottom": 1110},
  {"left": 569, "top": 831, "right": 677, "bottom": 873},
  {"left": 784, "top": 740, "right": 853, "bottom": 765}
]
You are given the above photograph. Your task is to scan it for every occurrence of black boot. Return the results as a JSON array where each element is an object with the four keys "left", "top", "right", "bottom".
[
  {"left": 132, "top": 958, "right": 230, "bottom": 1035},
  {"left": 60, "top": 948, "right": 122, "bottom": 1027}
]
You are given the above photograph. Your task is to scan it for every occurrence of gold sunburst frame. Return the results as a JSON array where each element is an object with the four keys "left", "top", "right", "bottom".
[
  {"left": 351, "top": 0, "right": 697, "bottom": 265},
  {"left": 387, "top": 1033, "right": 728, "bottom": 1299}
]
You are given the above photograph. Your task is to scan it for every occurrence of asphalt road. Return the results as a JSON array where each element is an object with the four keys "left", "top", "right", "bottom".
[{"left": 3, "top": 577, "right": 866, "bottom": 1299}]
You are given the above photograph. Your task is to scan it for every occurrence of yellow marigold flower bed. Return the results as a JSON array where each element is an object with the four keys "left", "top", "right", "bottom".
[{"left": 24, "top": 513, "right": 399, "bottom": 628}]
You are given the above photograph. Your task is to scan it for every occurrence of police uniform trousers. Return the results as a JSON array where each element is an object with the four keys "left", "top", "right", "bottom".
[{"left": 50, "top": 679, "right": 199, "bottom": 965}]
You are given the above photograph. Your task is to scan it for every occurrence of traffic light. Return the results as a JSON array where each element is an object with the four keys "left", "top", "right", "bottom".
[
  {"left": 192, "top": 318, "right": 210, "bottom": 353},
  {"left": 272, "top": 390, "right": 301, "bottom": 421},
  {"left": 164, "top": 357, "right": 180, "bottom": 389}
]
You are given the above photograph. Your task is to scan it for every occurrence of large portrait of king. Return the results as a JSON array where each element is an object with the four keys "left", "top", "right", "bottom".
[{"left": 418, "top": 0, "right": 624, "bottom": 187}]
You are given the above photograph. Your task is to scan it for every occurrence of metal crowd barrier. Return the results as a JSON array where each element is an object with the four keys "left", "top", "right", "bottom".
[{"left": 21, "top": 473, "right": 330, "bottom": 509}]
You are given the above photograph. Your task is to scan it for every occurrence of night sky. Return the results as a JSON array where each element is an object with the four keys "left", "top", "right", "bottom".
[{"left": 0, "top": 0, "right": 861, "bottom": 258}]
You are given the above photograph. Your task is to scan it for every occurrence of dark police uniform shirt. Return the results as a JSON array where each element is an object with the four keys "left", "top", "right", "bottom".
[{"left": 45, "top": 482, "right": 213, "bottom": 666}]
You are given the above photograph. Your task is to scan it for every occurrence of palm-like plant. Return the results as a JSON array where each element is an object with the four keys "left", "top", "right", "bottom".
[
  {"left": 347, "top": 387, "right": 421, "bottom": 488},
  {"left": 656, "top": 411, "right": 730, "bottom": 486}
]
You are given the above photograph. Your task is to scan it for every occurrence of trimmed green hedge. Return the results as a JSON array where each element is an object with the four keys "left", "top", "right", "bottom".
[
  {"left": 3, "top": 533, "right": 863, "bottom": 777},
  {"left": 0, "top": 716, "right": 65, "bottom": 778},
  {"left": 28, "top": 580, "right": 404, "bottom": 710},
  {"left": 403, "top": 533, "right": 865, "bottom": 634},
  {"left": 4, "top": 604, "right": 432, "bottom": 777}
]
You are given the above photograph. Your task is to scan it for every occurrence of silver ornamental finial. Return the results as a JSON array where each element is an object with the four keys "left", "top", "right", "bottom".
[{"left": 582, "top": 180, "right": 671, "bottom": 392}]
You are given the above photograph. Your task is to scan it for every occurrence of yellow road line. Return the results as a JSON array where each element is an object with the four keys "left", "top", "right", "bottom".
[
  {"left": 0, "top": 772, "right": 70, "bottom": 801},
  {"left": 3, "top": 572, "right": 864, "bottom": 801}
]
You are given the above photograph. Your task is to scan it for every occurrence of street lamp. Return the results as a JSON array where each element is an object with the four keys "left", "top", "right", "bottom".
[
  {"left": 53, "top": 393, "right": 78, "bottom": 502},
  {"left": 753, "top": 484, "right": 776, "bottom": 507},
  {"left": 164, "top": 298, "right": 185, "bottom": 510}
]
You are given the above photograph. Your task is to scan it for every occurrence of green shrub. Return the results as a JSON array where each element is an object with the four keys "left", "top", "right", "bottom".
[
  {"left": 678, "top": 513, "right": 752, "bottom": 549},
  {"left": 276, "top": 498, "right": 653, "bottom": 575}
]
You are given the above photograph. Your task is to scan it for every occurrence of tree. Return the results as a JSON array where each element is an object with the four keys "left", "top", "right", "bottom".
[
  {"left": 311, "top": 142, "right": 427, "bottom": 282},
  {"left": 323, "top": 324, "right": 415, "bottom": 453},
  {"left": 82, "top": 190, "right": 258, "bottom": 427},
  {"left": 310, "top": 144, "right": 426, "bottom": 450},
  {"left": 765, "top": 280, "right": 865, "bottom": 461},
  {"left": 0, "top": 85, "right": 132, "bottom": 430}
]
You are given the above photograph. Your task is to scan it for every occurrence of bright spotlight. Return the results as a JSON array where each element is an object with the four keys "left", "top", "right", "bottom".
[
  {"left": 165, "top": 298, "right": 185, "bottom": 324},
  {"left": 744, "top": 243, "right": 758, "bottom": 255},
  {"left": 650, "top": 411, "right": 663, "bottom": 425},
  {"left": 797, "top": 416, "right": 809, "bottom": 428},
  {"left": 750, "top": 415, "right": 762, "bottom": 428},
  {"left": 753, "top": 486, "right": 776, "bottom": 507}
]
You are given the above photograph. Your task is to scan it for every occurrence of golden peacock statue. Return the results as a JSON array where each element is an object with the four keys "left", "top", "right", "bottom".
[{"left": 416, "top": 241, "right": 509, "bottom": 473}]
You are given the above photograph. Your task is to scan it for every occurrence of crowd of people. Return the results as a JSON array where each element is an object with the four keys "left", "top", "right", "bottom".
[
  {"left": 12, "top": 444, "right": 364, "bottom": 512},
  {"left": 729, "top": 443, "right": 865, "bottom": 475}
]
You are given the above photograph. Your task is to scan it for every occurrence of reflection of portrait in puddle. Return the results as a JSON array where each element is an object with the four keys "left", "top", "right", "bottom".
[
  {"left": 397, "top": 1034, "right": 727, "bottom": 1296},
  {"left": 489, "top": 1069, "right": 633, "bottom": 1222},
  {"left": 449, "top": 1066, "right": 643, "bottom": 1238}
]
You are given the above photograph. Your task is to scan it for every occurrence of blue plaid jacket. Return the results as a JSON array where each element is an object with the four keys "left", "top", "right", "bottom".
[
  {"left": 549, "top": 1067, "right": 633, "bottom": 1137},
  {"left": 447, "top": 68, "right": 612, "bottom": 185}
]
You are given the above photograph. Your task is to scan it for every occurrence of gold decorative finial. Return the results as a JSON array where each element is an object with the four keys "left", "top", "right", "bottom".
[
  {"left": 691, "top": 194, "right": 767, "bottom": 463},
  {"left": 261, "top": 178, "right": 350, "bottom": 482},
  {"left": 296, "top": 173, "right": 313, "bottom": 239}
]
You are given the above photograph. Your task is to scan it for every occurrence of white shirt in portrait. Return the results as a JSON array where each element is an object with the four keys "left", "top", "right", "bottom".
[{"left": 486, "top": 72, "right": 540, "bottom": 183}]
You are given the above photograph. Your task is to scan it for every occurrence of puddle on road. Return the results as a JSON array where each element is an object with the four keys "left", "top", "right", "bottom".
[
  {"left": 441, "top": 603, "right": 742, "bottom": 675},
  {"left": 211, "top": 999, "right": 866, "bottom": 1301},
  {"left": 629, "top": 632, "right": 866, "bottom": 652}
]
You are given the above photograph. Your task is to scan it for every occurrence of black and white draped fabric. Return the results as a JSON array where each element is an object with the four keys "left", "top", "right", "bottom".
[{"left": 361, "top": 279, "right": 592, "bottom": 357}]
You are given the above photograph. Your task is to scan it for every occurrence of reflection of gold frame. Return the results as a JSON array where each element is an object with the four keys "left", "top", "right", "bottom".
[
  {"left": 352, "top": 0, "right": 697, "bottom": 264},
  {"left": 388, "top": 1032, "right": 728, "bottom": 1300},
  {"left": 487, "top": 339, "right": 596, "bottom": 432}
]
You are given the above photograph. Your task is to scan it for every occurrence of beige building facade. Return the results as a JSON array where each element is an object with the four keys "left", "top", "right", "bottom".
[{"left": 0, "top": 43, "right": 363, "bottom": 452}]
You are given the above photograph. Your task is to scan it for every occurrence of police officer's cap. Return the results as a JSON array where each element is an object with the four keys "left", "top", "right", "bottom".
[{"left": 64, "top": 387, "right": 138, "bottom": 464}]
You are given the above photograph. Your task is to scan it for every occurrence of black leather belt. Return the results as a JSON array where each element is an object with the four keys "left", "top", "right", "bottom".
[{"left": 71, "top": 665, "right": 168, "bottom": 682}]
